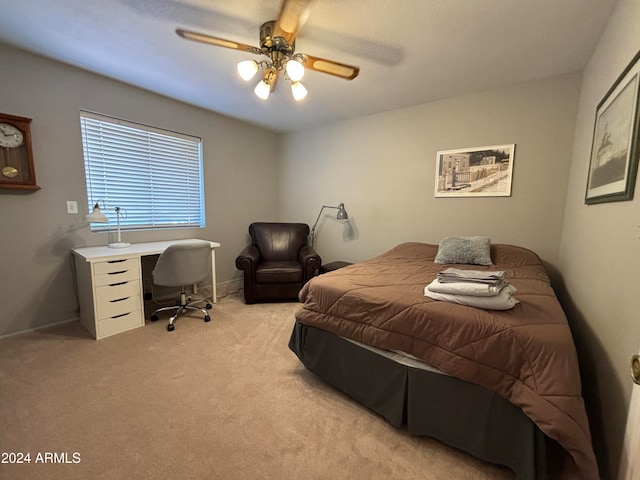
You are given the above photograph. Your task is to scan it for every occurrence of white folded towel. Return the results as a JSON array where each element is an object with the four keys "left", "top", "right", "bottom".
[
  {"left": 437, "top": 268, "right": 506, "bottom": 285},
  {"left": 424, "top": 284, "right": 519, "bottom": 310},
  {"left": 426, "top": 278, "right": 506, "bottom": 297}
]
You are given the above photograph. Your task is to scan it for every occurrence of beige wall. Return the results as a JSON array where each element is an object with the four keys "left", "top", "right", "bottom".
[
  {"left": 0, "top": 45, "right": 278, "bottom": 336},
  {"left": 558, "top": 0, "right": 640, "bottom": 478},
  {"left": 279, "top": 73, "right": 581, "bottom": 274}
]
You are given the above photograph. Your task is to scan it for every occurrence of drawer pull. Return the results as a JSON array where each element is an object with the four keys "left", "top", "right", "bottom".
[
  {"left": 110, "top": 297, "right": 130, "bottom": 303},
  {"left": 111, "top": 312, "right": 131, "bottom": 319},
  {"left": 108, "top": 281, "right": 128, "bottom": 287},
  {"left": 108, "top": 270, "right": 128, "bottom": 276},
  {"left": 107, "top": 259, "right": 128, "bottom": 264}
]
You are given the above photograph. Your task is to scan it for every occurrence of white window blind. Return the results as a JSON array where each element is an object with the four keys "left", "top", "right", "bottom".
[{"left": 80, "top": 111, "right": 204, "bottom": 231}]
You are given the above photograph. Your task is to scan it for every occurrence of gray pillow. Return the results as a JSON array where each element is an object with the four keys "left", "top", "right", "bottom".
[{"left": 434, "top": 236, "right": 492, "bottom": 265}]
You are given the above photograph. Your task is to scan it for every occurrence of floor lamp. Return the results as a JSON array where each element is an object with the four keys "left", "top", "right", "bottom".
[{"left": 310, "top": 202, "right": 348, "bottom": 246}]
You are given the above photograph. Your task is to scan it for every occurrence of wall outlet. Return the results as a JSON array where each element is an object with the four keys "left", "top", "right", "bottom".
[{"left": 66, "top": 201, "right": 78, "bottom": 214}]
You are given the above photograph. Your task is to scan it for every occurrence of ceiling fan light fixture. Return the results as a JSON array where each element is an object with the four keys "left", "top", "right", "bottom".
[
  {"left": 176, "top": 1, "right": 361, "bottom": 103},
  {"left": 254, "top": 80, "right": 271, "bottom": 100},
  {"left": 290, "top": 81, "right": 308, "bottom": 101},
  {"left": 285, "top": 58, "right": 305, "bottom": 82},
  {"left": 237, "top": 60, "right": 259, "bottom": 81}
]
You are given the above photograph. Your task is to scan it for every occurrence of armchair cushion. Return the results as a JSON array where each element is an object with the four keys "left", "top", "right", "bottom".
[
  {"left": 236, "top": 222, "right": 321, "bottom": 304},
  {"left": 256, "top": 261, "right": 303, "bottom": 283}
]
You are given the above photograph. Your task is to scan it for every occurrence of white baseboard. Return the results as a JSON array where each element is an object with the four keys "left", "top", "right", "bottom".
[
  {"left": 0, "top": 317, "right": 79, "bottom": 340},
  {"left": 2, "top": 280, "right": 244, "bottom": 340},
  {"left": 216, "top": 279, "right": 243, "bottom": 299}
]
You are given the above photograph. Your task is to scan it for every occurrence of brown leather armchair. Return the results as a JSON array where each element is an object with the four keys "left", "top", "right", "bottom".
[{"left": 235, "top": 222, "right": 321, "bottom": 304}]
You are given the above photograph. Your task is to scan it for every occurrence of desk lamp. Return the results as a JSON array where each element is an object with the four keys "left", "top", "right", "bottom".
[
  {"left": 84, "top": 203, "right": 130, "bottom": 248},
  {"left": 108, "top": 206, "right": 130, "bottom": 248},
  {"left": 84, "top": 202, "right": 108, "bottom": 223}
]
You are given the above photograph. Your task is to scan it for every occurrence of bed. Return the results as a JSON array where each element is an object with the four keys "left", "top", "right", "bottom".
[{"left": 288, "top": 242, "right": 598, "bottom": 480}]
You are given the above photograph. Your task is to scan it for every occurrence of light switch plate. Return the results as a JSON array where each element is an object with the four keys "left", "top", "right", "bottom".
[{"left": 66, "top": 200, "right": 78, "bottom": 214}]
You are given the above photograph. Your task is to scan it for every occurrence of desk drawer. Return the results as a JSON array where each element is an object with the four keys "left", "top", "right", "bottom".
[
  {"left": 97, "top": 309, "right": 144, "bottom": 339},
  {"left": 96, "top": 279, "right": 140, "bottom": 302},
  {"left": 97, "top": 294, "right": 141, "bottom": 320},
  {"left": 95, "top": 267, "right": 139, "bottom": 287},
  {"left": 94, "top": 258, "right": 138, "bottom": 275},
  {"left": 96, "top": 280, "right": 140, "bottom": 315}
]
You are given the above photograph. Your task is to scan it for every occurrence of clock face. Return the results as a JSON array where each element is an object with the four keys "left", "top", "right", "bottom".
[{"left": 0, "top": 122, "right": 24, "bottom": 148}]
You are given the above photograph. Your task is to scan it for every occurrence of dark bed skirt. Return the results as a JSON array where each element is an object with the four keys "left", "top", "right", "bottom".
[{"left": 288, "top": 321, "right": 553, "bottom": 480}]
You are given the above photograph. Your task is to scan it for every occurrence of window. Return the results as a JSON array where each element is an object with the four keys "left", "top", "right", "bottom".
[{"left": 80, "top": 111, "right": 204, "bottom": 231}]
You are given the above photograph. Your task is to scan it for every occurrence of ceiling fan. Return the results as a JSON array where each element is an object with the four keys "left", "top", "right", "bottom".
[{"left": 176, "top": 0, "right": 360, "bottom": 102}]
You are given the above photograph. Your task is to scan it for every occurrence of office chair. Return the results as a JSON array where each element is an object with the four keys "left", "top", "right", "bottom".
[{"left": 149, "top": 240, "right": 213, "bottom": 331}]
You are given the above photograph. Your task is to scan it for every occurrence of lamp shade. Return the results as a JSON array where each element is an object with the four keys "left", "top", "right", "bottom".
[
  {"left": 237, "top": 60, "right": 259, "bottom": 81},
  {"left": 336, "top": 202, "right": 348, "bottom": 220},
  {"left": 85, "top": 203, "right": 108, "bottom": 223},
  {"left": 290, "top": 81, "right": 308, "bottom": 101},
  {"left": 254, "top": 80, "right": 271, "bottom": 100},
  {"left": 286, "top": 59, "right": 305, "bottom": 82}
]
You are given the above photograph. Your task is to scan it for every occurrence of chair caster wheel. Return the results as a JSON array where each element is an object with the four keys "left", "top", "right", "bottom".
[
  {"left": 167, "top": 324, "right": 175, "bottom": 332},
  {"left": 150, "top": 314, "right": 159, "bottom": 322},
  {"left": 204, "top": 315, "right": 211, "bottom": 322},
  {"left": 206, "top": 303, "right": 212, "bottom": 309}
]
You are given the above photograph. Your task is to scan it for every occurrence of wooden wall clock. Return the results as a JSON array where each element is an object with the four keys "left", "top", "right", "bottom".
[{"left": 0, "top": 112, "right": 40, "bottom": 190}]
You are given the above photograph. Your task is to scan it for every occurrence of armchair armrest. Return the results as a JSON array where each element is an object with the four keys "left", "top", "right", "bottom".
[
  {"left": 235, "top": 245, "right": 260, "bottom": 272},
  {"left": 299, "top": 244, "right": 322, "bottom": 282},
  {"left": 236, "top": 245, "right": 261, "bottom": 304}
]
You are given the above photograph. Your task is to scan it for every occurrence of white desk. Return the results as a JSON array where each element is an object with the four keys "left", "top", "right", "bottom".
[{"left": 72, "top": 239, "right": 220, "bottom": 340}]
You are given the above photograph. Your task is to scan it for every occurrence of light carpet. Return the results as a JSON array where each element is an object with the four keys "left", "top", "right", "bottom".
[{"left": 0, "top": 293, "right": 515, "bottom": 480}]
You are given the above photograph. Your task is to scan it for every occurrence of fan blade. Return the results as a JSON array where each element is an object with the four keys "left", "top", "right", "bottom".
[
  {"left": 300, "top": 54, "right": 360, "bottom": 80},
  {"left": 176, "top": 28, "right": 261, "bottom": 54},
  {"left": 273, "top": 0, "right": 314, "bottom": 45}
]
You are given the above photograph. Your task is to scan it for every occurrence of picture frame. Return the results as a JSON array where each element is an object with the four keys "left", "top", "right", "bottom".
[
  {"left": 434, "top": 144, "right": 515, "bottom": 198},
  {"left": 585, "top": 49, "right": 640, "bottom": 204}
]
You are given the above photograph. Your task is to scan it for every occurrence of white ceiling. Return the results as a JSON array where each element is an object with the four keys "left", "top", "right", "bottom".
[{"left": 0, "top": 0, "right": 618, "bottom": 133}]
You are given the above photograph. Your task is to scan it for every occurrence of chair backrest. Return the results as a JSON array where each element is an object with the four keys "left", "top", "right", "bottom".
[
  {"left": 249, "top": 222, "right": 309, "bottom": 262},
  {"left": 152, "top": 240, "right": 211, "bottom": 287}
]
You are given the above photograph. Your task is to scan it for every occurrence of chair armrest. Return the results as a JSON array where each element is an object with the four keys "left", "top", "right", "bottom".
[
  {"left": 299, "top": 244, "right": 322, "bottom": 281},
  {"left": 236, "top": 245, "right": 261, "bottom": 304},
  {"left": 235, "top": 245, "right": 260, "bottom": 271}
]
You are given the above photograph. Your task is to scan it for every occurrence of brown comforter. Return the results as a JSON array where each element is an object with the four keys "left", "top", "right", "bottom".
[{"left": 295, "top": 242, "right": 598, "bottom": 480}]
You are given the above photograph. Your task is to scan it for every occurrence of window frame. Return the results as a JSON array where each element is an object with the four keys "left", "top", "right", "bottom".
[{"left": 80, "top": 110, "right": 205, "bottom": 232}]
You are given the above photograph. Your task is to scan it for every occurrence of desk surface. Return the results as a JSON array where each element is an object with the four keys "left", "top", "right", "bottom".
[{"left": 73, "top": 239, "right": 221, "bottom": 263}]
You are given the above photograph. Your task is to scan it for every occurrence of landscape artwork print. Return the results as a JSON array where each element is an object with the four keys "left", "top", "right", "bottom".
[
  {"left": 585, "top": 49, "right": 640, "bottom": 204},
  {"left": 434, "top": 144, "right": 515, "bottom": 198}
]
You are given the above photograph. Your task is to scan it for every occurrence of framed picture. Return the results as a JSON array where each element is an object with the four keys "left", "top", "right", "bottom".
[
  {"left": 585, "top": 49, "right": 640, "bottom": 204},
  {"left": 434, "top": 144, "right": 515, "bottom": 198}
]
